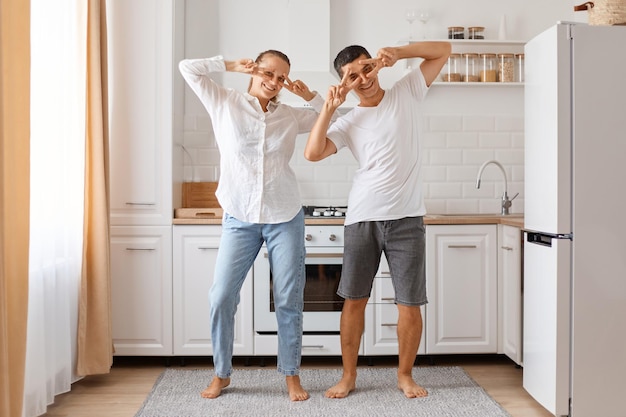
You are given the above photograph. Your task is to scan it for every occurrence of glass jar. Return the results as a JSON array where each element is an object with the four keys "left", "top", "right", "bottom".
[
  {"left": 448, "top": 26, "right": 464, "bottom": 39},
  {"left": 515, "top": 53, "right": 525, "bottom": 83},
  {"left": 497, "top": 53, "right": 515, "bottom": 82},
  {"left": 441, "top": 53, "right": 462, "bottom": 82},
  {"left": 462, "top": 53, "right": 479, "bottom": 82},
  {"left": 468, "top": 26, "right": 485, "bottom": 40},
  {"left": 479, "top": 53, "right": 497, "bottom": 82}
]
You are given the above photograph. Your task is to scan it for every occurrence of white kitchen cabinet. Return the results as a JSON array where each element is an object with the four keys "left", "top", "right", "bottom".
[
  {"left": 107, "top": 0, "right": 173, "bottom": 226},
  {"left": 364, "top": 257, "right": 426, "bottom": 356},
  {"left": 498, "top": 224, "right": 523, "bottom": 365},
  {"left": 426, "top": 225, "right": 498, "bottom": 354},
  {"left": 110, "top": 226, "right": 172, "bottom": 355},
  {"left": 173, "top": 225, "right": 253, "bottom": 356}
]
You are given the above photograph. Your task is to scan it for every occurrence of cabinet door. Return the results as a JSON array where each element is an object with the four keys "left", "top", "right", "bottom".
[
  {"left": 110, "top": 226, "right": 172, "bottom": 355},
  {"left": 364, "top": 257, "right": 426, "bottom": 355},
  {"left": 173, "top": 226, "right": 253, "bottom": 356},
  {"left": 107, "top": 0, "right": 173, "bottom": 226},
  {"left": 500, "top": 225, "right": 522, "bottom": 365},
  {"left": 426, "top": 225, "right": 497, "bottom": 354}
]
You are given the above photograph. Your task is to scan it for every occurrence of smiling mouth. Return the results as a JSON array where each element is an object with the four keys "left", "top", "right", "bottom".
[{"left": 358, "top": 80, "right": 374, "bottom": 91}]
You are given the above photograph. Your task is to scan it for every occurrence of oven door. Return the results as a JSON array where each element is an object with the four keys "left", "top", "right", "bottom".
[{"left": 253, "top": 246, "right": 343, "bottom": 333}]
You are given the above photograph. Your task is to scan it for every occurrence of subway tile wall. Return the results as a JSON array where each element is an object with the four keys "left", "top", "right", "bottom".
[{"left": 180, "top": 111, "right": 524, "bottom": 215}]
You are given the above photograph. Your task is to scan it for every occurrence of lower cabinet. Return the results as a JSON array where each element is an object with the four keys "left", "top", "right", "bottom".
[
  {"left": 110, "top": 226, "right": 173, "bottom": 355},
  {"left": 499, "top": 224, "right": 523, "bottom": 365},
  {"left": 172, "top": 225, "right": 253, "bottom": 356},
  {"left": 425, "top": 225, "right": 498, "bottom": 354},
  {"left": 364, "top": 256, "right": 426, "bottom": 355}
]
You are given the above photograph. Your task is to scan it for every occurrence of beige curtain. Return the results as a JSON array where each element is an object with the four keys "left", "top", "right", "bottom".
[
  {"left": 0, "top": 0, "right": 30, "bottom": 416},
  {"left": 77, "top": 0, "right": 112, "bottom": 376}
]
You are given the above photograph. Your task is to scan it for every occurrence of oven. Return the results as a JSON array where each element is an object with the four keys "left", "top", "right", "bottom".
[{"left": 253, "top": 224, "right": 345, "bottom": 334}]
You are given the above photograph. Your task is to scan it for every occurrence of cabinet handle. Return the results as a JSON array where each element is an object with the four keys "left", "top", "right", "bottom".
[
  {"left": 197, "top": 247, "right": 215, "bottom": 250},
  {"left": 381, "top": 297, "right": 395, "bottom": 301},
  {"left": 304, "top": 253, "right": 343, "bottom": 258},
  {"left": 125, "top": 202, "right": 156, "bottom": 206},
  {"left": 380, "top": 271, "right": 391, "bottom": 276},
  {"left": 501, "top": 246, "right": 514, "bottom": 251},
  {"left": 382, "top": 323, "right": 398, "bottom": 327},
  {"left": 125, "top": 248, "right": 155, "bottom": 251},
  {"left": 302, "top": 345, "right": 325, "bottom": 349},
  {"left": 448, "top": 245, "right": 477, "bottom": 249}
]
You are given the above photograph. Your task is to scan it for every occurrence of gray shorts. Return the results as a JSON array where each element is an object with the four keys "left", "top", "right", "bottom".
[{"left": 338, "top": 216, "right": 427, "bottom": 306}]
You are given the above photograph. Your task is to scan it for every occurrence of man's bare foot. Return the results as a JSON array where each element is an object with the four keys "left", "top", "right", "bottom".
[
  {"left": 201, "top": 376, "right": 230, "bottom": 399},
  {"left": 397, "top": 373, "right": 428, "bottom": 398},
  {"left": 286, "top": 375, "right": 309, "bottom": 401},
  {"left": 325, "top": 375, "right": 356, "bottom": 399}
]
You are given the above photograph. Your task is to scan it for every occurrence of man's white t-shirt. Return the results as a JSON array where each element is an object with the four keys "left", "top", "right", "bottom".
[{"left": 327, "top": 68, "right": 429, "bottom": 226}]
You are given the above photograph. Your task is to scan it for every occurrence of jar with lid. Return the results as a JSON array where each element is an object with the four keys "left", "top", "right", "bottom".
[
  {"left": 515, "top": 53, "right": 525, "bottom": 83},
  {"left": 468, "top": 26, "right": 485, "bottom": 40},
  {"left": 462, "top": 53, "right": 479, "bottom": 82},
  {"left": 497, "top": 53, "right": 515, "bottom": 82},
  {"left": 479, "top": 53, "right": 497, "bottom": 82},
  {"left": 441, "top": 53, "right": 462, "bottom": 82},
  {"left": 448, "top": 26, "right": 464, "bottom": 39}
]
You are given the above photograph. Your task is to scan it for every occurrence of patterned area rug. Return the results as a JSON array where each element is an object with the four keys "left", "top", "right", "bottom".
[{"left": 135, "top": 366, "right": 511, "bottom": 417}]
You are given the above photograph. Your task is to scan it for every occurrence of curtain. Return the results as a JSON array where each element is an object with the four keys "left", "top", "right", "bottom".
[
  {"left": 23, "top": 0, "right": 112, "bottom": 415},
  {"left": 0, "top": 0, "right": 31, "bottom": 416},
  {"left": 77, "top": 0, "right": 112, "bottom": 376}
]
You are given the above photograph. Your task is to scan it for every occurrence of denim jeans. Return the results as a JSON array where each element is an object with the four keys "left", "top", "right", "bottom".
[{"left": 209, "top": 209, "right": 305, "bottom": 378}]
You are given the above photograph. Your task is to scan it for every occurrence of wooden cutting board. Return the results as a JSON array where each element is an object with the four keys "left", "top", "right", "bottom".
[
  {"left": 181, "top": 182, "right": 221, "bottom": 208},
  {"left": 174, "top": 207, "right": 223, "bottom": 219}
]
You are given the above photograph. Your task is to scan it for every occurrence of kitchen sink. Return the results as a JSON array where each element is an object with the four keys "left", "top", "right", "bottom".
[{"left": 427, "top": 213, "right": 522, "bottom": 217}]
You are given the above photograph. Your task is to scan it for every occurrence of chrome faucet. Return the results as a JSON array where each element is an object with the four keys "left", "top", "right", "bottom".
[{"left": 475, "top": 160, "right": 519, "bottom": 215}]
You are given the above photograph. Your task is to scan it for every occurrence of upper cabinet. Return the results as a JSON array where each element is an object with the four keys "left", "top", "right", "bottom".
[{"left": 107, "top": 0, "right": 174, "bottom": 226}]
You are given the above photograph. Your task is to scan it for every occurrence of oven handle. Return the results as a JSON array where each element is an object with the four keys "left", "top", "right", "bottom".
[{"left": 264, "top": 253, "right": 343, "bottom": 258}]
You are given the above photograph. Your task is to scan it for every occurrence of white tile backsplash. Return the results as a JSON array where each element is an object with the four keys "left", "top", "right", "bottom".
[{"left": 181, "top": 111, "right": 525, "bottom": 214}]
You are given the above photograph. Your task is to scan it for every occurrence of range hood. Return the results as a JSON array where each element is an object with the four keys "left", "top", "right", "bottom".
[{"left": 280, "top": 0, "right": 358, "bottom": 109}]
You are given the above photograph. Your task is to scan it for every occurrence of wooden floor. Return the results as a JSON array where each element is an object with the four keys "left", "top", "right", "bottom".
[{"left": 42, "top": 354, "right": 552, "bottom": 417}]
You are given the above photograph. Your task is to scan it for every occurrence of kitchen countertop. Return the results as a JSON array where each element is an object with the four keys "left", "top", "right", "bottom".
[{"left": 173, "top": 212, "right": 524, "bottom": 228}]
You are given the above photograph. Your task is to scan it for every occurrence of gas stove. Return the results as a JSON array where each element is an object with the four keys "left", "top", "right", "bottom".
[{"left": 302, "top": 205, "right": 348, "bottom": 218}]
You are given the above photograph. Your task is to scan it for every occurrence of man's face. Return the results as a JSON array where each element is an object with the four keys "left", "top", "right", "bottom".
[
  {"left": 340, "top": 54, "right": 380, "bottom": 98},
  {"left": 249, "top": 55, "right": 289, "bottom": 101}
]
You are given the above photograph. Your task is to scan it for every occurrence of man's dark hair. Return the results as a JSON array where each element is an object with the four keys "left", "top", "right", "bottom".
[{"left": 333, "top": 45, "right": 371, "bottom": 78}]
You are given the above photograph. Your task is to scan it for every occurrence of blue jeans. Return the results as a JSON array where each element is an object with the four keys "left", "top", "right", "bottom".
[{"left": 209, "top": 209, "right": 305, "bottom": 378}]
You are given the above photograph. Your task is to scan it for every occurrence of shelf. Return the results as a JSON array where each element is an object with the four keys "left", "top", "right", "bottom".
[
  {"left": 432, "top": 82, "right": 524, "bottom": 87},
  {"left": 402, "top": 39, "right": 526, "bottom": 46}
]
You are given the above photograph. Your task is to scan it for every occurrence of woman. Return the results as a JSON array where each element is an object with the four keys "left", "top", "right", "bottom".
[{"left": 179, "top": 50, "right": 326, "bottom": 402}]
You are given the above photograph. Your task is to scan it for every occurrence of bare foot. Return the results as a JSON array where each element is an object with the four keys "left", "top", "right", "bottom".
[
  {"left": 397, "top": 373, "right": 428, "bottom": 398},
  {"left": 325, "top": 375, "right": 356, "bottom": 399},
  {"left": 286, "top": 375, "right": 309, "bottom": 401},
  {"left": 201, "top": 376, "right": 230, "bottom": 399}
]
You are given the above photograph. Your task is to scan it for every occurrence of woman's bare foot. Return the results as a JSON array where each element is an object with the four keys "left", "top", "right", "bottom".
[
  {"left": 201, "top": 376, "right": 230, "bottom": 399},
  {"left": 397, "top": 373, "right": 428, "bottom": 398},
  {"left": 324, "top": 375, "right": 356, "bottom": 399},
  {"left": 286, "top": 375, "right": 309, "bottom": 401}
]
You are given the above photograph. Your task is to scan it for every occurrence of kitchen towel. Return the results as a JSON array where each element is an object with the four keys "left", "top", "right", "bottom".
[{"left": 135, "top": 366, "right": 511, "bottom": 417}]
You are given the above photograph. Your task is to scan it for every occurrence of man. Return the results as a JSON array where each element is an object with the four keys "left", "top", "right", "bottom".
[{"left": 304, "top": 41, "right": 450, "bottom": 399}]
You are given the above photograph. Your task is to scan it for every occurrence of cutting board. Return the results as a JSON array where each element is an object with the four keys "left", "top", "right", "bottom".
[
  {"left": 181, "top": 182, "right": 220, "bottom": 208},
  {"left": 174, "top": 207, "right": 223, "bottom": 219}
]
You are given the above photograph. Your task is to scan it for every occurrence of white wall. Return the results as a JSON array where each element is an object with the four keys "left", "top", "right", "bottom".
[{"left": 176, "top": 0, "right": 586, "bottom": 213}]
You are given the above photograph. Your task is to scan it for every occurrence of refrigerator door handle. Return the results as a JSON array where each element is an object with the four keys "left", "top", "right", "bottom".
[{"left": 525, "top": 231, "right": 573, "bottom": 247}]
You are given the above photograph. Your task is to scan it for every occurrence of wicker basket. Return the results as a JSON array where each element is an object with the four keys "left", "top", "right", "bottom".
[{"left": 574, "top": 1, "right": 626, "bottom": 25}]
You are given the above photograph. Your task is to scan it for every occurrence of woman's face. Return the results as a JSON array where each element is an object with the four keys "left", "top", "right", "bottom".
[{"left": 248, "top": 54, "right": 290, "bottom": 102}]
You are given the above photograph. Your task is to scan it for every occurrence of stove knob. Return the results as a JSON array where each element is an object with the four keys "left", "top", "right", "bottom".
[
  {"left": 323, "top": 210, "right": 333, "bottom": 217},
  {"left": 329, "top": 234, "right": 336, "bottom": 241},
  {"left": 312, "top": 211, "right": 321, "bottom": 217},
  {"left": 334, "top": 211, "right": 344, "bottom": 217},
  {"left": 305, "top": 234, "right": 312, "bottom": 241}
]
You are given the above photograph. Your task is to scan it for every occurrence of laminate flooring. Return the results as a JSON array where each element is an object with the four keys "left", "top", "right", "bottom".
[{"left": 41, "top": 354, "right": 552, "bottom": 417}]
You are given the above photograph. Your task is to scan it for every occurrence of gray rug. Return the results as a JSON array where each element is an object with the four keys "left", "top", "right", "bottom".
[{"left": 135, "top": 366, "right": 511, "bottom": 417}]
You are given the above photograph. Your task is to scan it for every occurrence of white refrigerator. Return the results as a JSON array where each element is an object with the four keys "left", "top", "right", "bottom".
[{"left": 524, "top": 22, "right": 626, "bottom": 417}]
